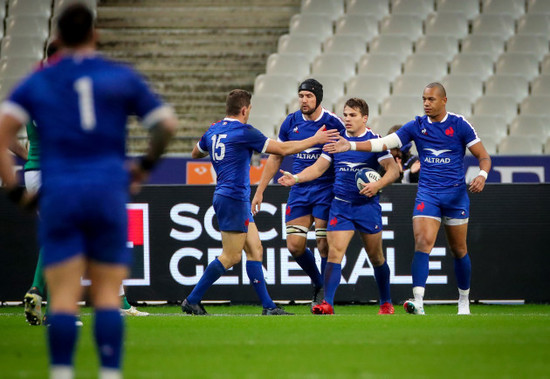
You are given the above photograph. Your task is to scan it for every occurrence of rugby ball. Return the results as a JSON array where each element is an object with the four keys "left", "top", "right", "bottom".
[{"left": 355, "top": 168, "right": 381, "bottom": 191}]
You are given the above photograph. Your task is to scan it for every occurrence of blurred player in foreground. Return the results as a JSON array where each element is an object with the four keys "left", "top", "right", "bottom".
[
  {"left": 324, "top": 83, "right": 491, "bottom": 315},
  {"left": 181, "top": 89, "right": 338, "bottom": 315},
  {"left": 279, "top": 98, "right": 399, "bottom": 314},
  {"left": 252, "top": 79, "right": 345, "bottom": 310},
  {"left": 0, "top": 4, "right": 176, "bottom": 378}
]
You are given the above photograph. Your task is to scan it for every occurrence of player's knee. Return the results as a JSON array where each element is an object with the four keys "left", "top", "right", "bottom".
[
  {"left": 286, "top": 225, "right": 308, "bottom": 255},
  {"left": 328, "top": 248, "right": 345, "bottom": 263},
  {"left": 449, "top": 245, "right": 467, "bottom": 258},
  {"left": 414, "top": 235, "right": 436, "bottom": 253},
  {"left": 246, "top": 244, "right": 263, "bottom": 261}
]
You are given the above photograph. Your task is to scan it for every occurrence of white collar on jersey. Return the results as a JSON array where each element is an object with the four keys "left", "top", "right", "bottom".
[
  {"left": 301, "top": 108, "right": 326, "bottom": 122},
  {"left": 223, "top": 117, "right": 240, "bottom": 122},
  {"left": 426, "top": 112, "right": 449, "bottom": 124},
  {"left": 345, "top": 128, "right": 367, "bottom": 139}
]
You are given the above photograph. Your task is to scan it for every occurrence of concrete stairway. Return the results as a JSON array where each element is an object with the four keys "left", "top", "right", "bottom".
[{"left": 96, "top": 0, "right": 300, "bottom": 153}]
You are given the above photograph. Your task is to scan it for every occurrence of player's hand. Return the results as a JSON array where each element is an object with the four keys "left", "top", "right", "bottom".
[
  {"left": 395, "top": 157, "right": 403, "bottom": 173},
  {"left": 323, "top": 136, "right": 350, "bottom": 153},
  {"left": 313, "top": 125, "right": 339, "bottom": 145},
  {"left": 251, "top": 191, "right": 263, "bottom": 215},
  {"left": 277, "top": 169, "right": 298, "bottom": 187},
  {"left": 469, "top": 175, "right": 486, "bottom": 193},
  {"left": 128, "top": 160, "right": 149, "bottom": 195},
  {"left": 410, "top": 160, "right": 421, "bottom": 174},
  {"left": 359, "top": 182, "right": 381, "bottom": 198}
]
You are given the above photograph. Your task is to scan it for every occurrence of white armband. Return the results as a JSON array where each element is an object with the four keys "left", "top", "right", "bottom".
[
  {"left": 478, "top": 170, "right": 488, "bottom": 179},
  {"left": 349, "top": 141, "right": 356, "bottom": 151},
  {"left": 370, "top": 133, "right": 402, "bottom": 152}
]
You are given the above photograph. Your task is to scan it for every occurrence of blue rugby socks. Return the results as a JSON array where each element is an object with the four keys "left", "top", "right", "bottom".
[
  {"left": 94, "top": 309, "right": 124, "bottom": 372},
  {"left": 246, "top": 260, "right": 276, "bottom": 309},
  {"left": 187, "top": 258, "right": 226, "bottom": 304},
  {"left": 320, "top": 256, "right": 328, "bottom": 283},
  {"left": 48, "top": 312, "right": 78, "bottom": 375},
  {"left": 454, "top": 253, "right": 471, "bottom": 291},
  {"left": 374, "top": 261, "right": 392, "bottom": 305},
  {"left": 323, "top": 262, "right": 341, "bottom": 306},
  {"left": 295, "top": 248, "right": 323, "bottom": 289}
]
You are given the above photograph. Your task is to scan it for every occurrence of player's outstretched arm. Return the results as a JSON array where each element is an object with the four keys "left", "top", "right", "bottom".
[
  {"left": 468, "top": 141, "right": 491, "bottom": 193},
  {"left": 265, "top": 126, "right": 339, "bottom": 156},
  {"left": 277, "top": 157, "right": 331, "bottom": 187},
  {"left": 324, "top": 133, "right": 402, "bottom": 154},
  {"left": 252, "top": 154, "right": 283, "bottom": 215}
]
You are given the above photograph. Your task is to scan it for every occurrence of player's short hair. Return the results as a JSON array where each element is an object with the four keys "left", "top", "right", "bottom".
[
  {"left": 226, "top": 89, "right": 252, "bottom": 116},
  {"left": 387, "top": 124, "right": 402, "bottom": 135},
  {"left": 57, "top": 4, "right": 94, "bottom": 47},
  {"left": 46, "top": 39, "right": 61, "bottom": 58},
  {"left": 425, "top": 82, "right": 447, "bottom": 98},
  {"left": 344, "top": 97, "right": 369, "bottom": 117}
]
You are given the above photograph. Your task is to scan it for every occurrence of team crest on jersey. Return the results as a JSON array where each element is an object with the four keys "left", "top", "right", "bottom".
[
  {"left": 416, "top": 202, "right": 425, "bottom": 211},
  {"left": 445, "top": 127, "right": 454, "bottom": 137},
  {"left": 330, "top": 217, "right": 338, "bottom": 226},
  {"left": 421, "top": 128, "right": 427, "bottom": 135},
  {"left": 293, "top": 126, "right": 299, "bottom": 133}
]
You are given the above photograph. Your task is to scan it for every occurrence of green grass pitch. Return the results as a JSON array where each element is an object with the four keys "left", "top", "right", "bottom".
[{"left": 1, "top": 304, "right": 549, "bottom": 378}]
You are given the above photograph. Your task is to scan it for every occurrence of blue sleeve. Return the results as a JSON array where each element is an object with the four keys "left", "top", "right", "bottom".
[
  {"left": 127, "top": 69, "right": 163, "bottom": 119},
  {"left": 198, "top": 132, "right": 209, "bottom": 153},
  {"left": 328, "top": 115, "right": 346, "bottom": 134},
  {"left": 278, "top": 114, "right": 292, "bottom": 142},
  {"left": 244, "top": 125, "right": 269, "bottom": 153},
  {"left": 395, "top": 119, "right": 415, "bottom": 146},
  {"left": 459, "top": 117, "right": 479, "bottom": 146}
]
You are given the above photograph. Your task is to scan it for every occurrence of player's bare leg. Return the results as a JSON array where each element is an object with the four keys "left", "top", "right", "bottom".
[
  {"left": 405, "top": 217, "right": 441, "bottom": 315},
  {"left": 360, "top": 231, "right": 394, "bottom": 314},
  {"left": 312, "top": 230, "right": 354, "bottom": 314},
  {"left": 244, "top": 224, "right": 292, "bottom": 315},
  {"left": 444, "top": 223, "right": 471, "bottom": 315},
  {"left": 44, "top": 255, "right": 86, "bottom": 379}
]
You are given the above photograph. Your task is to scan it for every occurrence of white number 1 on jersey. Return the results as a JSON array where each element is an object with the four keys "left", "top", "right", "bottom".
[
  {"left": 211, "top": 134, "right": 227, "bottom": 162},
  {"left": 74, "top": 77, "right": 97, "bottom": 131}
]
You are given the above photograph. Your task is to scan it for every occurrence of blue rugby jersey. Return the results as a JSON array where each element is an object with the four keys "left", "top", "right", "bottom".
[
  {"left": 396, "top": 113, "right": 479, "bottom": 191},
  {"left": 278, "top": 108, "right": 345, "bottom": 190},
  {"left": 2, "top": 54, "right": 170, "bottom": 192},
  {"left": 197, "top": 118, "right": 269, "bottom": 201},
  {"left": 322, "top": 128, "right": 392, "bottom": 204}
]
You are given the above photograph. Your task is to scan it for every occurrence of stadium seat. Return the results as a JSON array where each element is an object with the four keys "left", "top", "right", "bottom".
[
  {"left": 249, "top": 94, "right": 287, "bottom": 128},
  {"left": 307, "top": 74, "right": 345, "bottom": 112},
  {"left": 498, "top": 135, "right": 542, "bottom": 154},
  {"left": 334, "top": 15, "right": 379, "bottom": 42},
  {"left": 8, "top": 0, "right": 52, "bottom": 17},
  {"left": 509, "top": 120, "right": 550, "bottom": 140},
  {"left": 545, "top": 137, "right": 550, "bottom": 153},
  {"left": 289, "top": 14, "right": 334, "bottom": 42},
  {"left": 467, "top": 115, "right": 508, "bottom": 142},
  {"left": 471, "top": 14, "right": 515, "bottom": 42},
  {"left": 265, "top": 53, "right": 310, "bottom": 81},
  {"left": 469, "top": 133, "right": 497, "bottom": 155},
  {"left": 435, "top": 0, "right": 480, "bottom": 20},
  {"left": 311, "top": 53, "right": 356, "bottom": 82},
  {"left": 5, "top": 15, "right": 50, "bottom": 40},
  {"left": 369, "top": 114, "right": 413, "bottom": 135},
  {"left": 505, "top": 35, "right": 549, "bottom": 60},
  {"left": 520, "top": 95, "right": 550, "bottom": 116},
  {"left": 460, "top": 34, "right": 504, "bottom": 61},
  {"left": 379, "top": 15, "right": 423, "bottom": 42},
  {"left": 0, "top": 57, "right": 37, "bottom": 79},
  {"left": 346, "top": 74, "right": 390, "bottom": 99},
  {"left": 424, "top": 12, "right": 469, "bottom": 39},
  {"left": 0, "top": 35, "right": 45, "bottom": 60},
  {"left": 509, "top": 114, "right": 550, "bottom": 135},
  {"left": 542, "top": 55, "right": 550, "bottom": 75},
  {"left": 481, "top": 0, "right": 525, "bottom": 17},
  {"left": 484, "top": 74, "right": 529, "bottom": 102},
  {"left": 531, "top": 75, "right": 550, "bottom": 96},
  {"left": 516, "top": 14, "right": 550, "bottom": 36},
  {"left": 0, "top": 0, "right": 6, "bottom": 19},
  {"left": 301, "top": 0, "right": 344, "bottom": 21},
  {"left": 247, "top": 114, "right": 279, "bottom": 138},
  {"left": 495, "top": 53, "right": 540, "bottom": 81},
  {"left": 381, "top": 95, "right": 423, "bottom": 116},
  {"left": 441, "top": 74, "right": 483, "bottom": 98},
  {"left": 54, "top": 0, "right": 97, "bottom": 14},
  {"left": 403, "top": 53, "right": 448, "bottom": 78},
  {"left": 357, "top": 53, "right": 402, "bottom": 81},
  {"left": 414, "top": 35, "right": 459, "bottom": 57},
  {"left": 473, "top": 95, "right": 518, "bottom": 123},
  {"left": 449, "top": 53, "right": 494, "bottom": 81},
  {"left": 390, "top": 0, "right": 434, "bottom": 16},
  {"left": 323, "top": 35, "right": 367, "bottom": 62},
  {"left": 0, "top": 76, "right": 24, "bottom": 99},
  {"left": 334, "top": 94, "right": 381, "bottom": 119},
  {"left": 527, "top": 0, "right": 550, "bottom": 14},
  {"left": 254, "top": 74, "right": 299, "bottom": 103},
  {"left": 391, "top": 74, "right": 432, "bottom": 96},
  {"left": 287, "top": 97, "right": 300, "bottom": 114},
  {"left": 446, "top": 96, "right": 473, "bottom": 118},
  {"left": 368, "top": 35, "right": 412, "bottom": 60},
  {"left": 277, "top": 34, "right": 322, "bottom": 61},
  {"left": 345, "top": 0, "right": 389, "bottom": 20}
]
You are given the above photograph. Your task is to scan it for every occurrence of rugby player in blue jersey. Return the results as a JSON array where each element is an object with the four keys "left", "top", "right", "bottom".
[
  {"left": 252, "top": 79, "right": 346, "bottom": 310},
  {"left": 181, "top": 89, "right": 339, "bottom": 315},
  {"left": 0, "top": 5, "right": 176, "bottom": 378},
  {"left": 279, "top": 98, "right": 400, "bottom": 314},
  {"left": 324, "top": 83, "right": 491, "bottom": 315}
]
